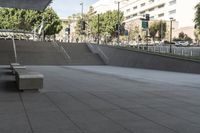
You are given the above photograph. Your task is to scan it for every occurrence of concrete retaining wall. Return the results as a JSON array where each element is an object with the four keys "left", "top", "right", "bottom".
[{"left": 90, "top": 44, "right": 200, "bottom": 74}]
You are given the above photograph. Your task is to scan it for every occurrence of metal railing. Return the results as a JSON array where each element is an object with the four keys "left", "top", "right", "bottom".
[
  {"left": 148, "top": 46, "right": 200, "bottom": 57},
  {"left": 12, "top": 36, "right": 18, "bottom": 63},
  {"left": 87, "top": 43, "right": 109, "bottom": 64},
  {"left": 53, "top": 41, "right": 71, "bottom": 61}
]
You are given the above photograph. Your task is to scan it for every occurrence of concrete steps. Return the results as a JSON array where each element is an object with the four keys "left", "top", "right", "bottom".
[
  {"left": 15, "top": 41, "right": 67, "bottom": 65},
  {"left": 60, "top": 43, "right": 104, "bottom": 65}
]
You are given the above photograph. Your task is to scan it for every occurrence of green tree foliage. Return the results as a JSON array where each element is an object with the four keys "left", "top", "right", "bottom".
[
  {"left": 149, "top": 20, "right": 166, "bottom": 41},
  {"left": 149, "top": 21, "right": 158, "bottom": 41},
  {"left": 194, "top": 2, "right": 200, "bottom": 44},
  {"left": 195, "top": 2, "right": 200, "bottom": 29},
  {"left": 173, "top": 32, "right": 193, "bottom": 42},
  {"left": 42, "top": 8, "right": 62, "bottom": 36},
  {"left": 128, "top": 26, "right": 139, "bottom": 41},
  {"left": 76, "top": 10, "right": 124, "bottom": 39},
  {"left": 194, "top": 29, "right": 200, "bottom": 44},
  {"left": 0, "top": 7, "right": 62, "bottom": 36}
]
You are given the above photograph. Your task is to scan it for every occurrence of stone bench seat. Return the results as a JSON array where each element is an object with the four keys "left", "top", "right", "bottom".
[
  {"left": 10, "top": 63, "right": 20, "bottom": 70},
  {"left": 15, "top": 70, "right": 44, "bottom": 91},
  {"left": 12, "top": 65, "right": 26, "bottom": 74}
]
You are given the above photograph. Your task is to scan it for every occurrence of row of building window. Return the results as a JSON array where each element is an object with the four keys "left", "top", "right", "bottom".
[
  {"left": 126, "top": 0, "right": 176, "bottom": 13},
  {"left": 125, "top": 9, "right": 176, "bottom": 20}
]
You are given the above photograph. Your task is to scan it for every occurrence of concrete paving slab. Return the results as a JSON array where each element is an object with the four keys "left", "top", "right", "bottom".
[
  {"left": 1, "top": 65, "right": 200, "bottom": 133},
  {"left": 66, "top": 66, "right": 200, "bottom": 88}
]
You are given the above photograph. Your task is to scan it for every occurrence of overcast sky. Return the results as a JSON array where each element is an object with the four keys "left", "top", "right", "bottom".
[{"left": 51, "top": 0, "right": 98, "bottom": 19}]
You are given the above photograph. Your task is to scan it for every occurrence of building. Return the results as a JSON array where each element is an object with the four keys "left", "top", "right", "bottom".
[
  {"left": 92, "top": 0, "right": 116, "bottom": 14},
  {"left": 56, "top": 17, "right": 79, "bottom": 42},
  {"left": 92, "top": 0, "right": 199, "bottom": 40}
]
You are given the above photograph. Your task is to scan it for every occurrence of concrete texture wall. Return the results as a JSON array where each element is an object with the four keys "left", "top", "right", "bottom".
[
  {"left": 0, "top": 40, "right": 15, "bottom": 65},
  {"left": 90, "top": 44, "right": 200, "bottom": 74}
]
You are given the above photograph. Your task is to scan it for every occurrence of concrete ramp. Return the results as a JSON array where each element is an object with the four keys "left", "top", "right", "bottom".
[{"left": 90, "top": 44, "right": 200, "bottom": 74}]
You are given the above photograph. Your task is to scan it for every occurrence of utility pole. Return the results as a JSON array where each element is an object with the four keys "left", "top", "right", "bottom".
[
  {"left": 97, "top": 14, "right": 100, "bottom": 45},
  {"left": 117, "top": 1, "right": 120, "bottom": 45},
  {"left": 68, "top": 25, "right": 70, "bottom": 43},
  {"left": 80, "top": 2, "right": 83, "bottom": 19},
  {"left": 169, "top": 18, "right": 175, "bottom": 53}
]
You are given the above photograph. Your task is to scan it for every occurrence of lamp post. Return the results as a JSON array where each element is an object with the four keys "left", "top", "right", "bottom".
[
  {"left": 97, "top": 14, "right": 100, "bottom": 44},
  {"left": 80, "top": 2, "right": 84, "bottom": 42},
  {"left": 117, "top": 1, "right": 120, "bottom": 45},
  {"left": 80, "top": 2, "right": 83, "bottom": 19},
  {"left": 115, "top": 0, "right": 128, "bottom": 45},
  {"left": 169, "top": 17, "right": 175, "bottom": 53}
]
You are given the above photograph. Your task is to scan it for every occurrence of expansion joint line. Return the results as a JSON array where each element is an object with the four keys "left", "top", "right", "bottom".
[
  {"left": 18, "top": 92, "right": 34, "bottom": 133},
  {"left": 43, "top": 93, "right": 85, "bottom": 133}
]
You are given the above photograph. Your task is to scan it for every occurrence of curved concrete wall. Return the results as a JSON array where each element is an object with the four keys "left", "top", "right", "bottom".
[{"left": 91, "top": 44, "right": 200, "bottom": 74}]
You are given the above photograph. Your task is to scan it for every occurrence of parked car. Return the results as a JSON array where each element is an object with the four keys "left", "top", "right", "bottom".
[{"left": 175, "top": 41, "right": 190, "bottom": 47}]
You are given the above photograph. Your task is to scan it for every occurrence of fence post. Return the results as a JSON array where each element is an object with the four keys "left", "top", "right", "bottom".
[
  {"left": 181, "top": 49, "right": 184, "bottom": 56},
  {"left": 190, "top": 50, "right": 193, "bottom": 56}
]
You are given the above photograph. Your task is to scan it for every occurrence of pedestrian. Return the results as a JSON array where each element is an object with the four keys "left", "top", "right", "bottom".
[{"left": 76, "top": 38, "right": 79, "bottom": 43}]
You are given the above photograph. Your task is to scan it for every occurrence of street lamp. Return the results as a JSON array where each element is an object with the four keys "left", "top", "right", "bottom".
[
  {"left": 169, "top": 17, "right": 175, "bottom": 53},
  {"left": 115, "top": 0, "right": 128, "bottom": 45},
  {"left": 80, "top": 2, "right": 83, "bottom": 19}
]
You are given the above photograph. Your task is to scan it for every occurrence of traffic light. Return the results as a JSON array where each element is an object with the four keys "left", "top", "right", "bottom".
[
  {"left": 65, "top": 28, "right": 70, "bottom": 34},
  {"left": 145, "top": 14, "right": 150, "bottom": 21},
  {"left": 81, "top": 20, "right": 86, "bottom": 30},
  {"left": 115, "top": 23, "right": 119, "bottom": 31}
]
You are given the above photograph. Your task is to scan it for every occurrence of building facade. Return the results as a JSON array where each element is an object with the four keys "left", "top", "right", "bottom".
[{"left": 92, "top": 0, "right": 199, "bottom": 40}]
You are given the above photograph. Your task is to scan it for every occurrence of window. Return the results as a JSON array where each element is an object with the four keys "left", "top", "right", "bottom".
[
  {"left": 126, "top": 9, "right": 130, "bottom": 12},
  {"left": 150, "top": 16, "right": 154, "bottom": 19},
  {"left": 132, "top": 13, "right": 137, "bottom": 17},
  {"left": 158, "top": 4, "right": 165, "bottom": 9},
  {"left": 149, "top": 0, "right": 154, "bottom": 3},
  {"left": 149, "top": 8, "right": 155, "bottom": 12},
  {"left": 126, "top": 16, "right": 131, "bottom": 20},
  {"left": 158, "top": 13, "right": 164, "bottom": 17},
  {"left": 140, "top": 11, "right": 145, "bottom": 14},
  {"left": 141, "top": 3, "right": 145, "bottom": 7},
  {"left": 133, "top": 6, "right": 137, "bottom": 10},
  {"left": 169, "top": 9, "right": 176, "bottom": 14},
  {"left": 169, "top": 0, "right": 176, "bottom": 5}
]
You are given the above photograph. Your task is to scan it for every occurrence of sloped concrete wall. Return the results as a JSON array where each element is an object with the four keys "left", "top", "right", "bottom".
[
  {"left": 91, "top": 44, "right": 200, "bottom": 74},
  {"left": 0, "top": 40, "right": 15, "bottom": 65}
]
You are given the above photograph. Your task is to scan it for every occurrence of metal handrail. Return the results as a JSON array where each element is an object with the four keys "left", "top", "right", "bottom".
[
  {"left": 12, "top": 36, "right": 18, "bottom": 63},
  {"left": 53, "top": 41, "right": 71, "bottom": 60},
  {"left": 87, "top": 43, "right": 109, "bottom": 64}
]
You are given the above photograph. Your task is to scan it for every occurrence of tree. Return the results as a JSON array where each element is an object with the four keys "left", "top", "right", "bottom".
[
  {"left": 128, "top": 26, "right": 139, "bottom": 41},
  {"left": 195, "top": 2, "right": 200, "bottom": 29},
  {"left": 42, "top": 8, "right": 62, "bottom": 36},
  {"left": 194, "top": 29, "right": 200, "bottom": 44},
  {"left": 178, "top": 32, "right": 185, "bottom": 39},
  {"left": 149, "top": 21, "right": 159, "bottom": 41},
  {"left": 173, "top": 32, "right": 193, "bottom": 43},
  {"left": 149, "top": 20, "right": 166, "bottom": 41},
  {"left": 88, "top": 10, "right": 124, "bottom": 40},
  {"left": 0, "top": 7, "right": 62, "bottom": 37},
  {"left": 158, "top": 20, "right": 166, "bottom": 41}
]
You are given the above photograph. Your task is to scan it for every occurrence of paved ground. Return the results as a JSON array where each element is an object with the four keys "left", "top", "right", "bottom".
[{"left": 1, "top": 65, "right": 200, "bottom": 133}]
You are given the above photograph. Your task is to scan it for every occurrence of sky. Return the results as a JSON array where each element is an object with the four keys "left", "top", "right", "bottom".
[{"left": 51, "top": 0, "right": 98, "bottom": 19}]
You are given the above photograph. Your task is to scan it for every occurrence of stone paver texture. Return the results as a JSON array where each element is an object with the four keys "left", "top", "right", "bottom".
[{"left": 0, "top": 65, "right": 200, "bottom": 133}]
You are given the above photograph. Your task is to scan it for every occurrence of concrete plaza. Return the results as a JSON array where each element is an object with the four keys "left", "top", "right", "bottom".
[{"left": 1, "top": 65, "right": 200, "bottom": 133}]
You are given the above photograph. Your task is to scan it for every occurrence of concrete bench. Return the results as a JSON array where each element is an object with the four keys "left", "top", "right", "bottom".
[
  {"left": 12, "top": 65, "right": 26, "bottom": 74},
  {"left": 15, "top": 70, "right": 44, "bottom": 91}
]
